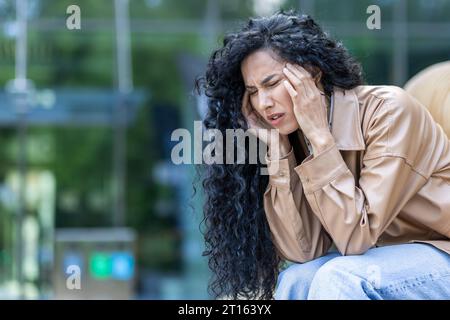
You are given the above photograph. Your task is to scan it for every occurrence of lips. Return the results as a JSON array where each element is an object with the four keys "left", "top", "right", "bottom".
[{"left": 266, "top": 112, "right": 285, "bottom": 126}]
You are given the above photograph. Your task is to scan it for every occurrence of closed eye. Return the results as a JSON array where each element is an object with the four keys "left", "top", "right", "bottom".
[
  {"left": 247, "top": 80, "right": 280, "bottom": 96},
  {"left": 268, "top": 80, "right": 280, "bottom": 88}
]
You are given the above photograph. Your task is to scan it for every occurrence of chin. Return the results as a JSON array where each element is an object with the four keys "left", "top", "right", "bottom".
[{"left": 278, "top": 125, "right": 299, "bottom": 136}]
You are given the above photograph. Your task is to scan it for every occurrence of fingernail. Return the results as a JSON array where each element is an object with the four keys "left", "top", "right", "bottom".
[{"left": 286, "top": 63, "right": 291, "bottom": 68}]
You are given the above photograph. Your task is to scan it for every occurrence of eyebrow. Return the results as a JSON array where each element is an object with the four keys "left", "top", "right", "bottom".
[{"left": 245, "top": 74, "right": 279, "bottom": 89}]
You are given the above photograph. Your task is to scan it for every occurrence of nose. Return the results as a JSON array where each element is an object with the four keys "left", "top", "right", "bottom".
[{"left": 257, "top": 90, "right": 273, "bottom": 112}]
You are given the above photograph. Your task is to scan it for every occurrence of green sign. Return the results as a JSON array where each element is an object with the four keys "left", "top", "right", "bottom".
[{"left": 90, "top": 253, "right": 112, "bottom": 279}]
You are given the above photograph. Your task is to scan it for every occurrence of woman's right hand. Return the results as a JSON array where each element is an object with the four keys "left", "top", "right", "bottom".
[{"left": 241, "top": 91, "right": 291, "bottom": 159}]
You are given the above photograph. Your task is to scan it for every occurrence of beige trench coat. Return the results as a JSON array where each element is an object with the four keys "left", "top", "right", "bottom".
[{"left": 264, "top": 85, "right": 450, "bottom": 263}]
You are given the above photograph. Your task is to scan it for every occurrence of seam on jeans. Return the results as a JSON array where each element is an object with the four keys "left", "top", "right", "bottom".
[{"left": 378, "top": 272, "right": 450, "bottom": 294}]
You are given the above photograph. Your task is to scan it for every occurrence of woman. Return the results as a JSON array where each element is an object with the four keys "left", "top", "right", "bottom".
[{"left": 197, "top": 11, "right": 450, "bottom": 300}]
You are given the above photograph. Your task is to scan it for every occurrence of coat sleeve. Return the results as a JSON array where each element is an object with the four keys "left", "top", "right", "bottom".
[
  {"left": 295, "top": 89, "right": 430, "bottom": 255},
  {"left": 263, "top": 148, "right": 333, "bottom": 263}
]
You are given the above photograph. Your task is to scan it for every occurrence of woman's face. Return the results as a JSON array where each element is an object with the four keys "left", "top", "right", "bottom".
[{"left": 240, "top": 49, "right": 300, "bottom": 135}]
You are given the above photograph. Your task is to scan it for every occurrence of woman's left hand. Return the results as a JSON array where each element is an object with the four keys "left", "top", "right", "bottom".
[{"left": 282, "top": 63, "right": 335, "bottom": 155}]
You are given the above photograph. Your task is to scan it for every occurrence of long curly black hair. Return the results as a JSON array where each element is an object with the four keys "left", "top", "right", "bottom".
[{"left": 196, "top": 10, "right": 364, "bottom": 300}]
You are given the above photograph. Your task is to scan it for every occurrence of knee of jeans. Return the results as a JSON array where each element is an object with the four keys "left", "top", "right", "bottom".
[
  {"left": 309, "top": 257, "right": 353, "bottom": 288},
  {"left": 311, "top": 254, "right": 373, "bottom": 290},
  {"left": 275, "top": 263, "right": 319, "bottom": 299},
  {"left": 308, "top": 256, "right": 385, "bottom": 299}
]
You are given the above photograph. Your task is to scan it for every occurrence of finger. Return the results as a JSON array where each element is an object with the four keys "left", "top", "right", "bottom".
[
  {"left": 283, "top": 67, "right": 307, "bottom": 100},
  {"left": 283, "top": 66, "right": 303, "bottom": 86},
  {"left": 253, "top": 109, "right": 273, "bottom": 129},
  {"left": 245, "top": 105, "right": 267, "bottom": 130},
  {"left": 303, "top": 78, "right": 320, "bottom": 97},
  {"left": 293, "top": 64, "right": 322, "bottom": 89},
  {"left": 241, "top": 91, "right": 250, "bottom": 114},
  {"left": 283, "top": 79, "right": 298, "bottom": 100},
  {"left": 287, "top": 63, "right": 311, "bottom": 79},
  {"left": 242, "top": 92, "right": 259, "bottom": 126},
  {"left": 286, "top": 63, "right": 316, "bottom": 98},
  {"left": 247, "top": 127, "right": 258, "bottom": 137}
]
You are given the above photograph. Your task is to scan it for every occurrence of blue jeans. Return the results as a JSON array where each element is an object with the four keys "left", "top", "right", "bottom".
[{"left": 275, "top": 243, "right": 450, "bottom": 300}]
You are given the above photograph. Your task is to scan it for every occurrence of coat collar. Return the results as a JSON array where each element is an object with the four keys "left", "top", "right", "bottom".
[{"left": 331, "top": 86, "right": 366, "bottom": 151}]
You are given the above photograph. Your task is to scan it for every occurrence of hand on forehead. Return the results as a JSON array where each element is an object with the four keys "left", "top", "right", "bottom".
[{"left": 241, "top": 49, "right": 315, "bottom": 87}]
